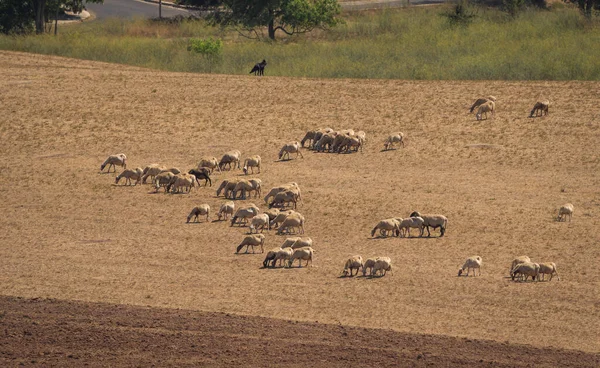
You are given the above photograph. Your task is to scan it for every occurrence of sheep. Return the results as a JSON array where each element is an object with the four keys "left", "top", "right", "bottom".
[
  {"left": 153, "top": 171, "right": 175, "bottom": 192},
  {"left": 530, "top": 100, "right": 550, "bottom": 117},
  {"left": 362, "top": 258, "right": 376, "bottom": 276},
  {"left": 370, "top": 218, "right": 400, "bottom": 238},
  {"left": 217, "top": 201, "right": 235, "bottom": 221},
  {"left": 510, "top": 256, "right": 531, "bottom": 276},
  {"left": 538, "top": 262, "right": 560, "bottom": 281},
  {"left": 279, "top": 142, "right": 304, "bottom": 161},
  {"left": 264, "top": 183, "right": 301, "bottom": 204},
  {"left": 100, "top": 153, "right": 127, "bottom": 173},
  {"left": 115, "top": 167, "right": 143, "bottom": 186},
  {"left": 331, "top": 132, "right": 354, "bottom": 153},
  {"left": 342, "top": 255, "right": 364, "bottom": 277},
  {"left": 249, "top": 214, "right": 271, "bottom": 233},
  {"left": 301, "top": 130, "right": 318, "bottom": 148},
  {"left": 280, "top": 237, "right": 313, "bottom": 249},
  {"left": 141, "top": 164, "right": 166, "bottom": 184},
  {"left": 557, "top": 203, "right": 574, "bottom": 222},
  {"left": 242, "top": 155, "right": 261, "bottom": 175},
  {"left": 287, "top": 247, "right": 314, "bottom": 268},
  {"left": 188, "top": 168, "right": 212, "bottom": 187},
  {"left": 409, "top": 212, "right": 448, "bottom": 237},
  {"left": 268, "top": 190, "right": 298, "bottom": 210},
  {"left": 264, "top": 208, "right": 281, "bottom": 222},
  {"left": 314, "top": 133, "right": 335, "bottom": 152},
  {"left": 276, "top": 212, "right": 305, "bottom": 235},
  {"left": 219, "top": 150, "right": 242, "bottom": 171},
  {"left": 469, "top": 96, "right": 497, "bottom": 113},
  {"left": 166, "top": 173, "right": 195, "bottom": 193},
  {"left": 159, "top": 167, "right": 181, "bottom": 175},
  {"left": 216, "top": 179, "right": 240, "bottom": 198},
  {"left": 511, "top": 262, "right": 540, "bottom": 282},
  {"left": 186, "top": 204, "right": 211, "bottom": 223},
  {"left": 231, "top": 203, "right": 260, "bottom": 227},
  {"left": 337, "top": 136, "right": 363, "bottom": 153},
  {"left": 273, "top": 247, "right": 294, "bottom": 268},
  {"left": 397, "top": 216, "right": 425, "bottom": 238},
  {"left": 231, "top": 178, "right": 261, "bottom": 200},
  {"left": 263, "top": 247, "right": 282, "bottom": 268},
  {"left": 198, "top": 157, "right": 221, "bottom": 174},
  {"left": 236, "top": 234, "right": 266, "bottom": 254},
  {"left": 383, "top": 133, "right": 405, "bottom": 150},
  {"left": 476, "top": 101, "right": 495, "bottom": 121},
  {"left": 355, "top": 130, "right": 366, "bottom": 145},
  {"left": 372, "top": 257, "right": 393, "bottom": 277},
  {"left": 269, "top": 210, "right": 296, "bottom": 229},
  {"left": 458, "top": 255, "right": 482, "bottom": 277}
]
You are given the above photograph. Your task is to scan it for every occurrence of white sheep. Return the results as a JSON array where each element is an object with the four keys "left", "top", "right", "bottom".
[
  {"left": 236, "top": 234, "right": 266, "bottom": 254},
  {"left": 100, "top": 153, "right": 127, "bottom": 173},
  {"left": 186, "top": 204, "right": 211, "bottom": 223},
  {"left": 409, "top": 212, "right": 448, "bottom": 237},
  {"left": 280, "top": 237, "right": 313, "bottom": 249},
  {"left": 243, "top": 155, "right": 261, "bottom": 175},
  {"left": 371, "top": 218, "right": 400, "bottom": 238},
  {"left": 362, "top": 258, "right": 376, "bottom": 276},
  {"left": 288, "top": 247, "right": 314, "bottom": 268},
  {"left": 397, "top": 216, "right": 424, "bottom": 238},
  {"left": 216, "top": 179, "right": 240, "bottom": 198},
  {"left": 268, "top": 190, "right": 298, "bottom": 210},
  {"left": 276, "top": 212, "right": 305, "bottom": 235},
  {"left": 458, "top": 255, "right": 482, "bottom": 277},
  {"left": 159, "top": 167, "right": 181, "bottom": 175},
  {"left": 530, "top": 100, "right": 550, "bottom": 117},
  {"left": 263, "top": 247, "right": 282, "bottom": 268},
  {"left": 557, "top": 203, "right": 574, "bottom": 222},
  {"left": 511, "top": 262, "right": 540, "bottom": 282},
  {"left": 141, "top": 164, "right": 167, "bottom": 184},
  {"left": 269, "top": 210, "right": 296, "bottom": 229},
  {"left": 342, "top": 255, "right": 364, "bottom": 277},
  {"left": 279, "top": 142, "right": 304, "bottom": 161},
  {"left": 469, "top": 96, "right": 497, "bottom": 113},
  {"left": 217, "top": 201, "right": 235, "bottom": 221},
  {"left": 509, "top": 256, "right": 531, "bottom": 278},
  {"left": 115, "top": 167, "right": 143, "bottom": 186},
  {"left": 383, "top": 133, "right": 405, "bottom": 150},
  {"left": 198, "top": 157, "right": 221, "bottom": 174},
  {"left": 263, "top": 183, "right": 301, "bottom": 204},
  {"left": 273, "top": 247, "right": 294, "bottom": 268},
  {"left": 219, "top": 150, "right": 242, "bottom": 171},
  {"left": 153, "top": 171, "right": 175, "bottom": 192},
  {"left": 249, "top": 214, "right": 271, "bottom": 233},
  {"left": 476, "top": 101, "right": 495, "bottom": 121},
  {"left": 538, "top": 262, "right": 560, "bottom": 281},
  {"left": 372, "top": 257, "right": 393, "bottom": 277},
  {"left": 231, "top": 203, "right": 260, "bottom": 227},
  {"left": 166, "top": 173, "right": 195, "bottom": 193}
]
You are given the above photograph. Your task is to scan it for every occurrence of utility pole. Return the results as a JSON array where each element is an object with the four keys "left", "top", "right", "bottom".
[{"left": 159, "top": 0, "right": 162, "bottom": 19}]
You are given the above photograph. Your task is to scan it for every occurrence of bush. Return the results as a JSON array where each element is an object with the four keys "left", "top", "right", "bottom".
[
  {"left": 443, "top": 0, "right": 477, "bottom": 26},
  {"left": 187, "top": 37, "right": 223, "bottom": 56}
]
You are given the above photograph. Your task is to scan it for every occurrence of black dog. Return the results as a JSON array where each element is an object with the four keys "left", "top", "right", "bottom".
[{"left": 249, "top": 59, "right": 267, "bottom": 76}]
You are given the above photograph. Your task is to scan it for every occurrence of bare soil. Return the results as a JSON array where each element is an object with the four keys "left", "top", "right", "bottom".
[{"left": 0, "top": 51, "right": 599, "bottom": 364}]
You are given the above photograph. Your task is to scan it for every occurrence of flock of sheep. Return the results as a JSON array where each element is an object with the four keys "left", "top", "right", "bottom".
[{"left": 99, "top": 97, "right": 566, "bottom": 280}]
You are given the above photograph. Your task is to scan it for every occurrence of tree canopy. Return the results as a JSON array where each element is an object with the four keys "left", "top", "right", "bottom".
[
  {"left": 216, "top": 0, "right": 341, "bottom": 40},
  {"left": 564, "top": 0, "right": 599, "bottom": 17}
]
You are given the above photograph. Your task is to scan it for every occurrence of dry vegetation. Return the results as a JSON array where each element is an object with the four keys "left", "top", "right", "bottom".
[{"left": 0, "top": 51, "right": 599, "bottom": 361}]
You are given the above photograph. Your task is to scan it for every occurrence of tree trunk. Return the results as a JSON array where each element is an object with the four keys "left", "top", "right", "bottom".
[
  {"left": 34, "top": 0, "right": 46, "bottom": 34},
  {"left": 268, "top": 9, "right": 275, "bottom": 40},
  {"left": 54, "top": 5, "right": 58, "bottom": 36},
  {"left": 159, "top": 0, "right": 162, "bottom": 19}
]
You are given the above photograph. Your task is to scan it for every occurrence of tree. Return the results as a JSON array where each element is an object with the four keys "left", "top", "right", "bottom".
[
  {"left": 563, "top": 0, "right": 599, "bottom": 17},
  {"left": 31, "top": 0, "right": 103, "bottom": 34},
  {"left": 0, "top": 0, "right": 35, "bottom": 34},
  {"left": 216, "top": 0, "right": 341, "bottom": 40}
]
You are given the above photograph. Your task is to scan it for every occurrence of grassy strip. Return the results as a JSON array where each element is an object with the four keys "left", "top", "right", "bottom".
[{"left": 1, "top": 6, "right": 599, "bottom": 80}]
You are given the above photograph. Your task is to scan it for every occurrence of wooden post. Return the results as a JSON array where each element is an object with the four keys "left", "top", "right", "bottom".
[{"left": 159, "top": 0, "right": 162, "bottom": 19}]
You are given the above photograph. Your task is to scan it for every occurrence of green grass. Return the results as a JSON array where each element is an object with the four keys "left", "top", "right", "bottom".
[{"left": 1, "top": 6, "right": 599, "bottom": 80}]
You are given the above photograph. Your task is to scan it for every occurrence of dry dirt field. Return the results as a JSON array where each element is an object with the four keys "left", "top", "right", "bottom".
[{"left": 0, "top": 51, "right": 599, "bottom": 366}]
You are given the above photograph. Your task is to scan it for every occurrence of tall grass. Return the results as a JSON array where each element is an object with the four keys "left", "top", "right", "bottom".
[{"left": 1, "top": 6, "right": 599, "bottom": 80}]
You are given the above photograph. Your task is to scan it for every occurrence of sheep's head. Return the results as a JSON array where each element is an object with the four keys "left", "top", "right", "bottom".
[
  {"left": 242, "top": 166, "right": 248, "bottom": 174},
  {"left": 409, "top": 211, "right": 421, "bottom": 218},
  {"left": 458, "top": 269, "right": 463, "bottom": 277},
  {"left": 342, "top": 268, "right": 349, "bottom": 277}
]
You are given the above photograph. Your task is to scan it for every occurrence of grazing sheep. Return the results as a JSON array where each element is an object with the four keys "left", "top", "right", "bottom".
[
  {"left": 280, "top": 237, "right": 313, "bottom": 249},
  {"left": 216, "top": 179, "right": 240, "bottom": 198},
  {"left": 276, "top": 212, "right": 305, "bottom": 235},
  {"left": 288, "top": 247, "right": 314, "bottom": 268},
  {"left": 530, "top": 100, "right": 550, "bottom": 117},
  {"left": 264, "top": 208, "right": 281, "bottom": 221},
  {"left": 409, "top": 212, "right": 448, "bottom": 237},
  {"left": 397, "top": 216, "right": 425, "bottom": 238},
  {"left": 274, "top": 247, "right": 294, "bottom": 268},
  {"left": 242, "top": 155, "right": 261, "bottom": 175},
  {"left": 198, "top": 157, "right": 221, "bottom": 174},
  {"left": 362, "top": 258, "right": 376, "bottom": 276},
  {"left": 476, "top": 101, "right": 495, "bottom": 121},
  {"left": 314, "top": 133, "right": 335, "bottom": 152},
  {"left": 153, "top": 171, "right": 175, "bottom": 192},
  {"left": 249, "top": 214, "right": 271, "bottom": 233},
  {"left": 371, "top": 218, "right": 400, "bottom": 238},
  {"left": 188, "top": 168, "right": 212, "bottom": 187},
  {"left": 301, "top": 130, "right": 318, "bottom": 148},
  {"left": 269, "top": 210, "right": 296, "bottom": 229},
  {"left": 469, "top": 96, "right": 497, "bottom": 113},
  {"left": 538, "top": 262, "right": 560, "bottom": 281},
  {"left": 166, "top": 173, "right": 195, "bottom": 193},
  {"left": 557, "top": 203, "right": 574, "bottom": 222},
  {"left": 115, "top": 167, "right": 143, "bottom": 186},
  {"left": 217, "top": 201, "right": 235, "bottom": 221},
  {"left": 231, "top": 203, "right": 260, "bottom": 227},
  {"left": 279, "top": 142, "right": 304, "bottom": 161},
  {"left": 236, "top": 234, "right": 266, "bottom": 254},
  {"left": 264, "top": 183, "right": 301, "bottom": 205},
  {"left": 373, "top": 257, "right": 393, "bottom": 277},
  {"left": 186, "top": 204, "right": 211, "bottom": 223},
  {"left": 100, "top": 153, "right": 127, "bottom": 173},
  {"left": 342, "top": 255, "right": 364, "bottom": 277},
  {"left": 383, "top": 133, "right": 405, "bottom": 150},
  {"left": 263, "top": 247, "right": 282, "bottom": 268},
  {"left": 159, "top": 167, "right": 181, "bottom": 175},
  {"left": 142, "top": 164, "right": 167, "bottom": 184},
  {"left": 510, "top": 256, "right": 531, "bottom": 276},
  {"left": 268, "top": 190, "right": 298, "bottom": 209},
  {"left": 458, "top": 255, "right": 482, "bottom": 277},
  {"left": 337, "top": 136, "right": 363, "bottom": 153},
  {"left": 511, "top": 262, "right": 540, "bottom": 282},
  {"left": 219, "top": 150, "right": 242, "bottom": 171},
  {"left": 232, "top": 179, "right": 255, "bottom": 200},
  {"left": 309, "top": 128, "right": 334, "bottom": 150}
]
